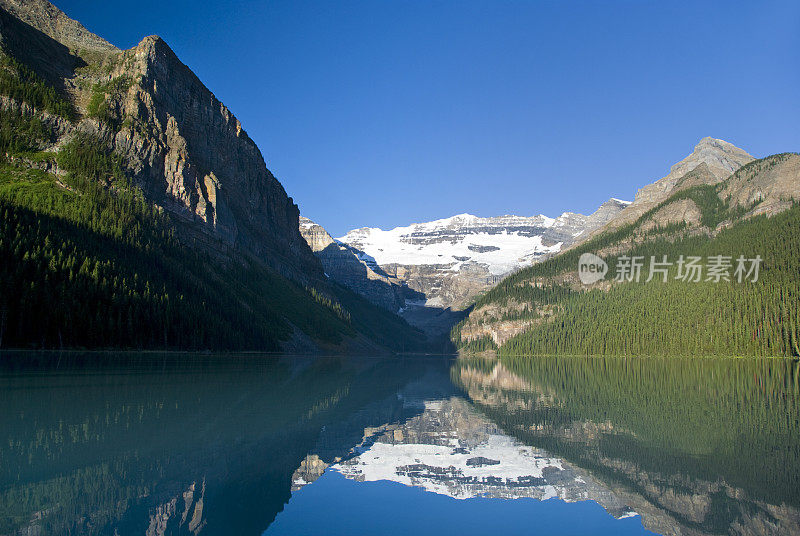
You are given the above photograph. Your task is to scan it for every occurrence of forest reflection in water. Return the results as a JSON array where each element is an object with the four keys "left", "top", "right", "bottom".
[
  {"left": 0, "top": 353, "right": 797, "bottom": 536},
  {"left": 452, "top": 355, "right": 800, "bottom": 535}
]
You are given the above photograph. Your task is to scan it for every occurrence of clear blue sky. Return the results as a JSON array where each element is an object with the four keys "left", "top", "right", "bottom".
[{"left": 55, "top": 0, "right": 800, "bottom": 236}]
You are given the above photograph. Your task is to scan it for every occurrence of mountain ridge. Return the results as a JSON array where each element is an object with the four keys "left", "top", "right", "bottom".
[
  {"left": 0, "top": 0, "right": 117, "bottom": 52},
  {"left": 590, "top": 137, "right": 755, "bottom": 235}
]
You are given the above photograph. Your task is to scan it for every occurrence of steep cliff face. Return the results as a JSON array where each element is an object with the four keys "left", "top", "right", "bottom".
[
  {"left": 0, "top": 0, "right": 319, "bottom": 279},
  {"left": 0, "top": 0, "right": 431, "bottom": 352},
  {"left": 105, "top": 36, "right": 318, "bottom": 276},
  {"left": 299, "top": 217, "right": 411, "bottom": 311}
]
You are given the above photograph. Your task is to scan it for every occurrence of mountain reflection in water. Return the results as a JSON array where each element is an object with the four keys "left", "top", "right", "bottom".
[{"left": 0, "top": 353, "right": 797, "bottom": 535}]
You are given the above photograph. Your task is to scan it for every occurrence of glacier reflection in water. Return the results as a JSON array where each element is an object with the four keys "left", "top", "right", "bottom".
[{"left": 268, "top": 365, "right": 652, "bottom": 535}]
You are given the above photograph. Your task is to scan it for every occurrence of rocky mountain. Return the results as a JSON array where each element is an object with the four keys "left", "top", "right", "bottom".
[
  {"left": 592, "top": 137, "right": 754, "bottom": 234},
  {"left": 0, "top": 0, "right": 423, "bottom": 352},
  {"left": 0, "top": 0, "right": 314, "bottom": 273},
  {"left": 332, "top": 199, "right": 630, "bottom": 312},
  {"left": 452, "top": 138, "right": 800, "bottom": 356},
  {"left": 1, "top": 0, "right": 317, "bottom": 278},
  {"left": 299, "top": 217, "right": 414, "bottom": 312},
  {"left": 585, "top": 137, "right": 799, "bottom": 242}
]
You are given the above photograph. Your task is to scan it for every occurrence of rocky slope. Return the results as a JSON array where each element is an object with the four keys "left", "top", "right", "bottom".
[
  {"left": 590, "top": 137, "right": 754, "bottom": 234},
  {"left": 334, "top": 199, "right": 629, "bottom": 311},
  {"left": 0, "top": 0, "right": 116, "bottom": 52},
  {"left": 299, "top": 217, "right": 414, "bottom": 311}
]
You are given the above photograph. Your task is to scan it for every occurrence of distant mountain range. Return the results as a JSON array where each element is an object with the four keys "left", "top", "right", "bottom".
[
  {"left": 299, "top": 199, "right": 630, "bottom": 334},
  {"left": 296, "top": 135, "right": 799, "bottom": 356},
  {"left": 337, "top": 199, "right": 630, "bottom": 305},
  {"left": 298, "top": 135, "right": 797, "bottom": 357}
]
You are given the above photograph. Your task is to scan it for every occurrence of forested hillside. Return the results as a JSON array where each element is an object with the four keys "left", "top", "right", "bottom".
[
  {"left": 453, "top": 155, "right": 800, "bottom": 357},
  {"left": 0, "top": 34, "right": 424, "bottom": 352}
]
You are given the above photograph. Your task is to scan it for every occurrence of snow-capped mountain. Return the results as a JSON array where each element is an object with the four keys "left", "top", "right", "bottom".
[
  {"left": 334, "top": 199, "right": 629, "bottom": 311},
  {"left": 339, "top": 213, "right": 562, "bottom": 277}
]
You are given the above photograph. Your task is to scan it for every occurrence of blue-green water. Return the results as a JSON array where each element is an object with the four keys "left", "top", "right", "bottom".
[{"left": 0, "top": 353, "right": 797, "bottom": 535}]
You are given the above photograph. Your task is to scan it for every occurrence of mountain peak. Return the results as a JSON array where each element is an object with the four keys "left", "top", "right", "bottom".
[
  {"left": 588, "top": 138, "right": 755, "bottom": 235},
  {"left": 0, "top": 0, "right": 118, "bottom": 52},
  {"left": 690, "top": 136, "right": 753, "bottom": 164},
  {"left": 670, "top": 137, "right": 753, "bottom": 179},
  {"left": 694, "top": 136, "right": 739, "bottom": 151}
]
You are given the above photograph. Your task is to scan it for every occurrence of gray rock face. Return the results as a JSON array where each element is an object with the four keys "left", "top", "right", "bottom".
[
  {"left": 718, "top": 152, "right": 800, "bottom": 219},
  {"left": 667, "top": 137, "right": 752, "bottom": 184},
  {"left": 0, "top": 1, "right": 321, "bottom": 280},
  {"left": 299, "top": 217, "right": 413, "bottom": 311},
  {"left": 335, "top": 199, "right": 629, "bottom": 311},
  {"left": 597, "top": 137, "right": 754, "bottom": 232},
  {"left": 379, "top": 261, "right": 498, "bottom": 312},
  {"left": 108, "top": 36, "right": 319, "bottom": 277},
  {"left": 586, "top": 197, "right": 636, "bottom": 228},
  {"left": 299, "top": 216, "right": 336, "bottom": 251}
]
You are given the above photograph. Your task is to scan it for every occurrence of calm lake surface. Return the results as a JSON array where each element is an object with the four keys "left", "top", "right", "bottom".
[{"left": 0, "top": 353, "right": 798, "bottom": 535}]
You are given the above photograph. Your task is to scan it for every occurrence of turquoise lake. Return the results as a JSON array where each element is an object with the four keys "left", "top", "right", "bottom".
[{"left": 0, "top": 353, "right": 797, "bottom": 535}]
